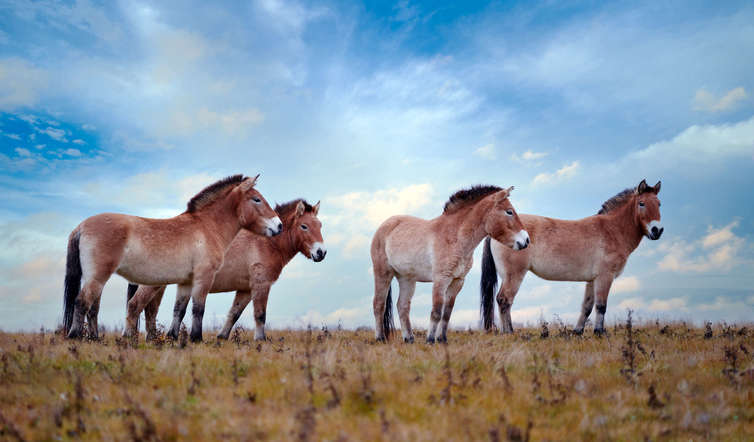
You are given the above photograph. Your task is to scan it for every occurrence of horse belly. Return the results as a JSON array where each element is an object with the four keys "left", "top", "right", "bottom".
[
  {"left": 385, "top": 238, "right": 433, "bottom": 282},
  {"left": 529, "top": 248, "right": 597, "bottom": 282},
  {"left": 116, "top": 241, "right": 194, "bottom": 285}
]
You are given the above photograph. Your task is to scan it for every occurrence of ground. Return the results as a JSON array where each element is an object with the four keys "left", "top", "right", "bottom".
[{"left": 1, "top": 318, "right": 753, "bottom": 441}]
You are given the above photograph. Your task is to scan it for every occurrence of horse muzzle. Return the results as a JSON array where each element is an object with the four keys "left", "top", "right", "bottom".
[
  {"left": 646, "top": 221, "right": 664, "bottom": 240},
  {"left": 311, "top": 243, "right": 327, "bottom": 262},
  {"left": 513, "top": 230, "right": 530, "bottom": 250},
  {"left": 265, "top": 217, "right": 283, "bottom": 237}
]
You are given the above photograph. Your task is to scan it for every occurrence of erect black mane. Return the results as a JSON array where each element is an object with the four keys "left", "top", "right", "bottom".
[
  {"left": 186, "top": 174, "right": 247, "bottom": 213},
  {"left": 443, "top": 185, "right": 503, "bottom": 214},
  {"left": 275, "top": 199, "right": 314, "bottom": 218}
]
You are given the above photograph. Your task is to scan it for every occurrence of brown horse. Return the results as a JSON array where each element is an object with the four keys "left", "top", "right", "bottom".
[
  {"left": 124, "top": 199, "right": 326, "bottom": 341},
  {"left": 63, "top": 174, "right": 282, "bottom": 341},
  {"left": 371, "top": 185, "right": 529, "bottom": 343},
  {"left": 480, "top": 179, "right": 663, "bottom": 335}
]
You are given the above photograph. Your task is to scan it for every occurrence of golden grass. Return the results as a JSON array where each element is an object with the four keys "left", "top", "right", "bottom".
[{"left": 1, "top": 319, "right": 752, "bottom": 441}]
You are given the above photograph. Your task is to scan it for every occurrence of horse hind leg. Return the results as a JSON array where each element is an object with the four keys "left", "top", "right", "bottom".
[
  {"left": 437, "top": 277, "right": 464, "bottom": 343},
  {"left": 574, "top": 281, "right": 595, "bottom": 335},
  {"left": 217, "top": 290, "right": 253, "bottom": 340},
  {"left": 372, "top": 272, "right": 393, "bottom": 342},
  {"left": 396, "top": 277, "right": 416, "bottom": 343},
  {"left": 497, "top": 270, "right": 526, "bottom": 334},
  {"left": 68, "top": 278, "right": 107, "bottom": 339}
]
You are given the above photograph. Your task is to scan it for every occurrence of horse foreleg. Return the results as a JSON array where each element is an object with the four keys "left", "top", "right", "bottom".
[
  {"left": 593, "top": 276, "right": 613, "bottom": 336},
  {"left": 437, "top": 278, "right": 464, "bottom": 343},
  {"left": 574, "top": 281, "right": 595, "bottom": 335},
  {"left": 252, "top": 287, "right": 271, "bottom": 341},
  {"left": 396, "top": 277, "right": 416, "bottom": 343},
  {"left": 189, "top": 273, "right": 216, "bottom": 343},
  {"left": 217, "top": 290, "right": 252, "bottom": 340},
  {"left": 427, "top": 279, "right": 451, "bottom": 344},
  {"left": 144, "top": 286, "right": 166, "bottom": 342},
  {"left": 167, "top": 284, "right": 191, "bottom": 340}
]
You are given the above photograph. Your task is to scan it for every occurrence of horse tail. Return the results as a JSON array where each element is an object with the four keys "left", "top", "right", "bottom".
[
  {"left": 127, "top": 283, "right": 139, "bottom": 330},
  {"left": 63, "top": 230, "right": 82, "bottom": 333},
  {"left": 383, "top": 285, "right": 395, "bottom": 338},
  {"left": 480, "top": 236, "right": 499, "bottom": 331}
]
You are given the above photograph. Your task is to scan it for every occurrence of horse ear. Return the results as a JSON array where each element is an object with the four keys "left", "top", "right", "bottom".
[
  {"left": 240, "top": 174, "right": 259, "bottom": 192},
  {"left": 637, "top": 179, "right": 648, "bottom": 194},
  {"left": 312, "top": 201, "right": 320, "bottom": 216},
  {"left": 295, "top": 200, "right": 305, "bottom": 217},
  {"left": 653, "top": 181, "right": 661, "bottom": 194},
  {"left": 497, "top": 186, "right": 513, "bottom": 201}
]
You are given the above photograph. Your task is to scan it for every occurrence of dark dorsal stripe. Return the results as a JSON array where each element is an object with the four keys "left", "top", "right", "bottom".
[
  {"left": 186, "top": 174, "right": 247, "bottom": 213},
  {"left": 275, "top": 199, "right": 314, "bottom": 219},
  {"left": 443, "top": 185, "right": 502, "bottom": 214}
]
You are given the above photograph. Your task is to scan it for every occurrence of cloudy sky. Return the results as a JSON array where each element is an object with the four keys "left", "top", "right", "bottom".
[{"left": 1, "top": 0, "right": 753, "bottom": 332}]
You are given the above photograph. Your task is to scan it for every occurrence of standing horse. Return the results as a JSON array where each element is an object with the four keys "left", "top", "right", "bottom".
[
  {"left": 123, "top": 199, "right": 326, "bottom": 341},
  {"left": 63, "top": 174, "right": 282, "bottom": 341},
  {"left": 480, "top": 179, "right": 663, "bottom": 335},
  {"left": 372, "top": 185, "right": 529, "bottom": 343}
]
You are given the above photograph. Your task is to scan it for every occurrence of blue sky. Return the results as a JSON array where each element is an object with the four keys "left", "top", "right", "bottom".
[{"left": 1, "top": 0, "right": 753, "bottom": 332}]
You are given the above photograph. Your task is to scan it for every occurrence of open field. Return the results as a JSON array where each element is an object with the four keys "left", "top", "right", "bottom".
[{"left": 1, "top": 318, "right": 753, "bottom": 441}]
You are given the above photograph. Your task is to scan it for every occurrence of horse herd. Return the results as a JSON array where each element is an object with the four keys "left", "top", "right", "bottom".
[{"left": 62, "top": 174, "right": 663, "bottom": 343}]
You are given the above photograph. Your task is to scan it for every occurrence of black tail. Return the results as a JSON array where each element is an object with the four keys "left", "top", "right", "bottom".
[
  {"left": 383, "top": 285, "right": 395, "bottom": 338},
  {"left": 127, "top": 284, "right": 139, "bottom": 331},
  {"left": 480, "top": 237, "right": 498, "bottom": 331},
  {"left": 63, "top": 230, "right": 82, "bottom": 333}
]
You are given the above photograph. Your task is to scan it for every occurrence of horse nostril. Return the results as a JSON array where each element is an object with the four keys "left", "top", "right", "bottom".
[
  {"left": 651, "top": 226, "right": 658, "bottom": 235},
  {"left": 525, "top": 237, "right": 530, "bottom": 245},
  {"left": 277, "top": 222, "right": 283, "bottom": 232}
]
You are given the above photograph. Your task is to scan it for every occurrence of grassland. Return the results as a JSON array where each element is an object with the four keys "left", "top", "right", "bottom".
[{"left": 1, "top": 317, "right": 753, "bottom": 441}]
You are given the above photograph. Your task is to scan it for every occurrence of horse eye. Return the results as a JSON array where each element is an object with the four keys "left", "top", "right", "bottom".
[
  {"left": 252, "top": 197, "right": 261, "bottom": 203},
  {"left": 505, "top": 209, "right": 513, "bottom": 216},
  {"left": 638, "top": 202, "right": 645, "bottom": 207},
  {"left": 300, "top": 224, "right": 308, "bottom": 230}
]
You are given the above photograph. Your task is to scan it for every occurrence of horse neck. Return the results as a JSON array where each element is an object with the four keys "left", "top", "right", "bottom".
[
  {"left": 446, "top": 197, "right": 494, "bottom": 256},
  {"left": 201, "top": 191, "right": 243, "bottom": 246},
  {"left": 269, "top": 214, "right": 300, "bottom": 265},
  {"left": 603, "top": 200, "right": 644, "bottom": 252}
]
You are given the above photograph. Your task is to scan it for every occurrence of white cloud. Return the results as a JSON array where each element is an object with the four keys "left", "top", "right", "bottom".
[
  {"left": 14, "top": 147, "right": 31, "bottom": 157},
  {"left": 0, "top": 58, "right": 49, "bottom": 110},
  {"left": 39, "top": 127, "right": 67, "bottom": 142},
  {"left": 512, "top": 149, "right": 548, "bottom": 163},
  {"left": 72, "top": 139, "right": 86, "bottom": 145},
  {"left": 693, "top": 87, "right": 747, "bottom": 112},
  {"left": 473, "top": 143, "right": 496, "bottom": 159},
  {"left": 3, "top": 132, "right": 21, "bottom": 140},
  {"left": 630, "top": 116, "right": 754, "bottom": 162},
  {"left": 612, "top": 276, "right": 641, "bottom": 294},
  {"left": 64, "top": 148, "right": 82, "bottom": 157},
  {"left": 658, "top": 221, "right": 746, "bottom": 273},
  {"left": 532, "top": 161, "right": 580, "bottom": 185},
  {"left": 325, "top": 183, "right": 434, "bottom": 259}
]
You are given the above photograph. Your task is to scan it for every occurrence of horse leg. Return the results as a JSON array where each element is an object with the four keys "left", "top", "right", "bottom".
[
  {"left": 252, "top": 286, "right": 271, "bottom": 341},
  {"left": 189, "top": 270, "right": 217, "bottom": 342},
  {"left": 217, "top": 290, "right": 252, "bottom": 340},
  {"left": 396, "top": 277, "right": 416, "bottom": 343},
  {"left": 497, "top": 270, "right": 526, "bottom": 334},
  {"left": 574, "top": 281, "right": 595, "bottom": 335},
  {"left": 86, "top": 294, "right": 101, "bottom": 340},
  {"left": 144, "top": 286, "right": 166, "bottom": 342},
  {"left": 593, "top": 276, "right": 614, "bottom": 336},
  {"left": 167, "top": 284, "right": 191, "bottom": 340},
  {"left": 68, "top": 276, "right": 109, "bottom": 339},
  {"left": 124, "top": 285, "right": 160, "bottom": 338},
  {"left": 372, "top": 272, "right": 393, "bottom": 342},
  {"left": 426, "top": 278, "right": 451, "bottom": 344},
  {"left": 437, "top": 278, "right": 464, "bottom": 343}
]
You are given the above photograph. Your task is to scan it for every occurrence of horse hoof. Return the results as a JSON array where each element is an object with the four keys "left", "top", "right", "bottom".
[
  {"left": 375, "top": 336, "right": 387, "bottom": 343},
  {"left": 437, "top": 336, "right": 447, "bottom": 344},
  {"left": 594, "top": 328, "right": 607, "bottom": 337},
  {"left": 572, "top": 328, "right": 584, "bottom": 336},
  {"left": 254, "top": 335, "right": 266, "bottom": 342},
  {"left": 190, "top": 332, "right": 202, "bottom": 343},
  {"left": 216, "top": 333, "right": 229, "bottom": 341},
  {"left": 403, "top": 336, "right": 415, "bottom": 344},
  {"left": 425, "top": 337, "right": 435, "bottom": 344}
]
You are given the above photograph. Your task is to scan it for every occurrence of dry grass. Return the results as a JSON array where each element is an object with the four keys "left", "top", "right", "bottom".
[{"left": 1, "top": 319, "right": 753, "bottom": 441}]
